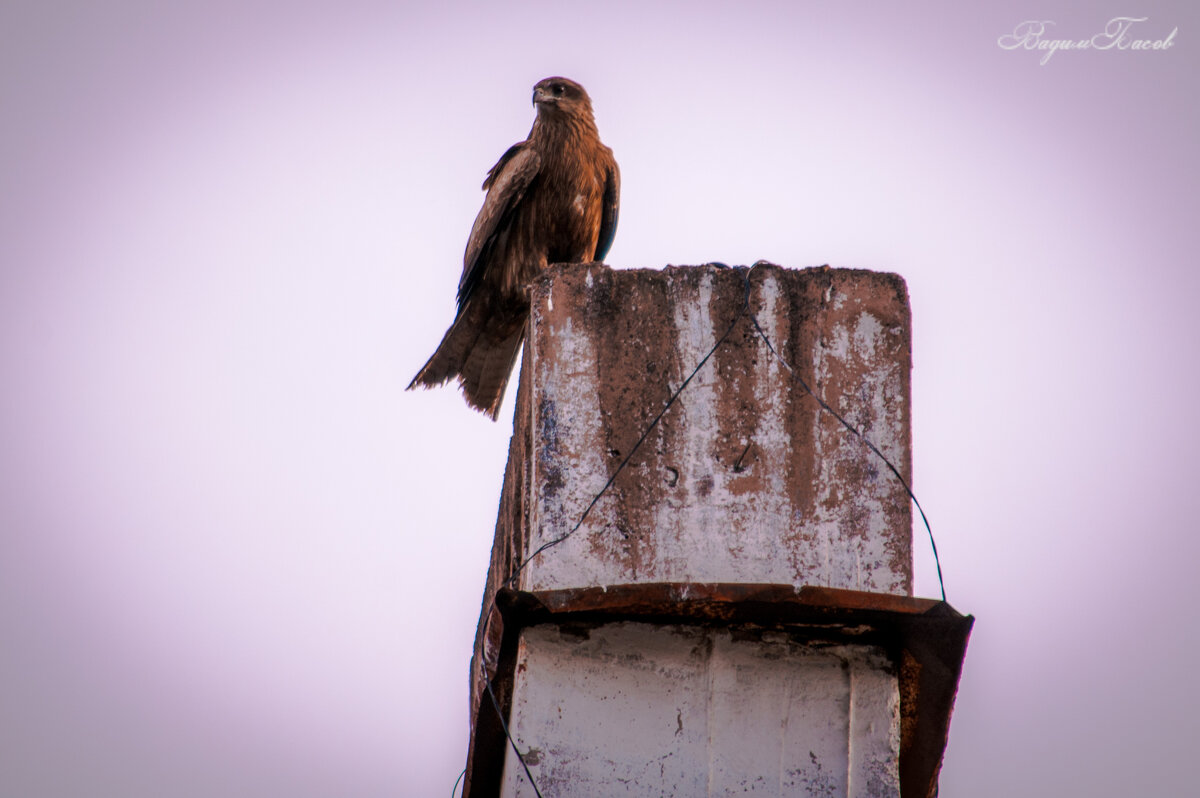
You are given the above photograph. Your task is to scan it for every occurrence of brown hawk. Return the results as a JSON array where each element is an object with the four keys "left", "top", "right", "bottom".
[{"left": 408, "top": 77, "right": 620, "bottom": 419}]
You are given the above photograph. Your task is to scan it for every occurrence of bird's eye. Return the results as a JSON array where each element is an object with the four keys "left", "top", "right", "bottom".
[{"left": 552, "top": 83, "right": 565, "bottom": 96}]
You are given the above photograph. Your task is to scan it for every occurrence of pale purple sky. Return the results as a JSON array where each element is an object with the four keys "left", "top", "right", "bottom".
[{"left": 2, "top": 1, "right": 1197, "bottom": 796}]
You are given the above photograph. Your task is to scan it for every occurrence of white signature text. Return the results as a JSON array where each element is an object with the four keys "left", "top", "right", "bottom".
[{"left": 998, "top": 17, "right": 1177, "bottom": 64}]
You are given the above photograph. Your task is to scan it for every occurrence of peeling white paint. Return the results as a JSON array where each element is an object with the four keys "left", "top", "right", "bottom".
[
  {"left": 529, "top": 311, "right": 609, "bottom": 591},
  {"left": 524, "top": 266, "right": 911, "bottom": 595},
  {"left": 660, "top": 269, "right": 724, "bottom": 580},
  {"left": 731, "top": 273, "right": 794, "bottom": 561},
  {"left": 809, "top": 307, "right": 907, "bottom": 593},
  {"left": 502, "top": 623, "right": 899, "bottom": 798}
]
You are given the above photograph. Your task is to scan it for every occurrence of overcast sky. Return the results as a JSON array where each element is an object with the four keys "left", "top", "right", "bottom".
[{"left": 2, "top": 1, "right": 1198, "bottom": 796}]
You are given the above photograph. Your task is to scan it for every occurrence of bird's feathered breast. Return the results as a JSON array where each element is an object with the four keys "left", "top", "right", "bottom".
[{"left": 455, "top": 110, "right": 619, "bottom": 314}]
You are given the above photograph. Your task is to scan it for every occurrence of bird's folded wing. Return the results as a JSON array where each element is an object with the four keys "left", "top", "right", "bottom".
[
  {"left": 595, "top": 161, "right": 620, "bottom": 262},
  {"left": 457, "top": 145, "right": 541, "bottom": 310}
]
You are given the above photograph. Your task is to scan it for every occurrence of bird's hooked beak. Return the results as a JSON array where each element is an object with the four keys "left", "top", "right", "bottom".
[{"left": 532, "top": 86, "right": 546, "bottom": 107}]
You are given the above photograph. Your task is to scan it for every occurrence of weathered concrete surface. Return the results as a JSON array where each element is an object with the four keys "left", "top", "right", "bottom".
[
  {"left": 521, "top": 262, "right": 912, "bottom": 594},
  {"left": 500, "top": 623, "right": 900, "bottom": 798},
  {"left": 466, "top": 263, "right": 918, "bottom": 795}
]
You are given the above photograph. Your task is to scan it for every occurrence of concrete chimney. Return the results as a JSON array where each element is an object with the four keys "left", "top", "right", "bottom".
[{"left": 463, "top": 263, "right": 970, "bottom": 798}]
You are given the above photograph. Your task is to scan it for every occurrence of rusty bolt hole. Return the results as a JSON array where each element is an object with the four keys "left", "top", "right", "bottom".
[{"left": 664, "top": 466, "right": 679, "bottom": 487}]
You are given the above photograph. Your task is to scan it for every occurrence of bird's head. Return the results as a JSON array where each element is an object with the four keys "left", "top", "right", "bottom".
[{"left": 532, "top": 77, "right": 593, "bottom": 120}]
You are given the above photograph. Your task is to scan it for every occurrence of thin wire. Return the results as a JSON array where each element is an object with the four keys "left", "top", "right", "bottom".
[{"left": 486, "top": 677, "right": 544, "bottom": 798}]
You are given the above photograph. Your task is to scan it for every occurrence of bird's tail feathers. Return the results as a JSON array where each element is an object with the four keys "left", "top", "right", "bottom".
[{"left": 407, "top": 307, "right": 525, "bottom": 420}]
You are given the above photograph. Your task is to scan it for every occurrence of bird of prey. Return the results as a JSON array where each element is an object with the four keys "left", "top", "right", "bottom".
[{"left": 407, "top": 76, "right": 620, "bottom": 419}]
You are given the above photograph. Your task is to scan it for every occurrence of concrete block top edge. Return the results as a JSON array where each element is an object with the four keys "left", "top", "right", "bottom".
[{"left": 533, "top": 261, "right": 911, "bottom": 305}]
